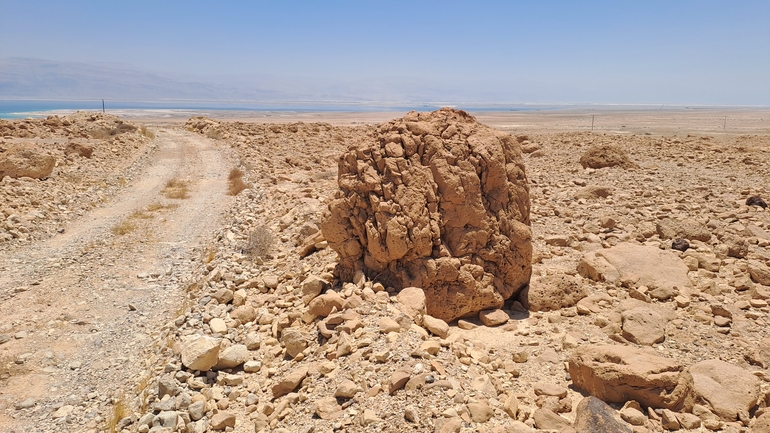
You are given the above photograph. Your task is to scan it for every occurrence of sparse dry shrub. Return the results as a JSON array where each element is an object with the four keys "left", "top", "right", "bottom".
[
  {"left": 90, "top": 122, "right": 137, "bottom": 140},
  {"left": 129, "top": 209, "right": 152, "bottom": 220},
  {"left": 243, "top": 226, "right": 274, "bottom": 259},
  {"left": 206, "top": 129, "right": 224, "bottom": 140},
  {"left": 227, "top": 167, "right": 249, "bottom": 196},
  {"left": 111, "top": 220, "right": 136, "bottom": 235},
  {"left": 162, "top": 178, "right": 190, "bottom": 199},
  {"left": 228, "top": 168, "right": 244, "bottom": 180},
  {"left": 139, "top": 125, "right": 155, "bottom": 139},
  {"left": 146, "top": 202, "right": 178, "bottom": 212}
]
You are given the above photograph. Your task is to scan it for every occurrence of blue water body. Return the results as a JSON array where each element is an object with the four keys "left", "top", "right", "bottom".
[{"left": 0, "top": 99, "right": 542, "bottom": 119}]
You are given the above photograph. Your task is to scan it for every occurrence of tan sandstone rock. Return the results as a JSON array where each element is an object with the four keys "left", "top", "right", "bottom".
[
  {"left": 520, "top": 274, "right": 588, "bottom": 312},
  {"left": 180, "top": 335, "right": 221, "bottom": 372},
  {"left": 568, "top": 344, "right": 691, "bottom": 410},
  {"left": 321, "top": 108, "right": 531, "bottom": 322},
  {"left": 685, "top": 359, "right": 760, "bottom": 421},
  {"left": 0, "top": 143, "right": 55, "bottom": 179},
  {"left": 656, "top": 218, "right": 712, "bottom": 242}
]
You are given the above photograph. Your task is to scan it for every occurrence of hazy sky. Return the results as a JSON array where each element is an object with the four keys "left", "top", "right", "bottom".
[{"left": 1, "top": 1, "right": 768, "bottom": 105}]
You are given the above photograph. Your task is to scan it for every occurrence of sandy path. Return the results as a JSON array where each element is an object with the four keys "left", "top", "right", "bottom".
[{"left": 0, "top": 129, "right": 233, "bottom": 433}]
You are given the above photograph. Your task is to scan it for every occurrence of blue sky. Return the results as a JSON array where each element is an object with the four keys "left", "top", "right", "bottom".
[{"left": 1, "top": 1, "right": 768, "bottom": 105}]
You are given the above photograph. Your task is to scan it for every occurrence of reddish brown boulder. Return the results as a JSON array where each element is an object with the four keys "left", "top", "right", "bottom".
[{"left": 321, "top": 108, "right": 531, "bottom": 322}]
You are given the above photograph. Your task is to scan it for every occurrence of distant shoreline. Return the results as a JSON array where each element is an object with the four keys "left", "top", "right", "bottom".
[{"left": 2, "top": 99, "right": 767, "bottom": 120}]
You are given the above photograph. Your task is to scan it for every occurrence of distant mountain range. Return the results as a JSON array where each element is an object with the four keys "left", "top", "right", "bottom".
[{"left": 0, "top": 57, "right": 472, "bottom": 104}]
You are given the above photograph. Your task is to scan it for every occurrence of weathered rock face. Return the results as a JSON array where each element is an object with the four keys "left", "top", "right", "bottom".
[
  {"left": 579, "top": 144, "right": 637, "bottom": 169},
  {"left": 0, "top": 143, "right": 55, "bottom": 179},
  {"left": 322, "top": 108, "right": 531, "bottom": 322}
]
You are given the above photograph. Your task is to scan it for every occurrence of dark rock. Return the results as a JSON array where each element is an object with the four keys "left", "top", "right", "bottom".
[
  {"left": 671, "top": 239, "right": 690, "bottom": 252},
  {"left": 574, "top": 396, "right": 632, "bottom": 433},
  {"left": 746, "top": 195, "right": 768, "bottom": 209}
]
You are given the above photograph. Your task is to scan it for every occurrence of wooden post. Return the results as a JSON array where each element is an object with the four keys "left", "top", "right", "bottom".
[
  {"left": 591, "top": 115, "right": 595, "bottom": 131},
  {"left": 102, "top": 99, "right": 105, "bottom": 113}
]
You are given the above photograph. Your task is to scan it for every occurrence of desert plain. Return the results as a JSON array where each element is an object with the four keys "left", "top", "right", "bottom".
[{"left": 0, "top": 107, "right": 769, "bottom": 433}]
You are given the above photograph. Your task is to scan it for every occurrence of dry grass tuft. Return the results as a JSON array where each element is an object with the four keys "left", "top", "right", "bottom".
[
  {"left": 227, "top": 168, "right": 249, "bottom": 196},
  {"left": 90, "top": 122, "right": 137, "bottom": 140},
  {"left": 162, "top": 178, "right": 190, "bottom": 199},
  {"left": 139, "top": 125, "right": 155, "bottom": 139},
  {"left": 129, "top": 209, "right": 152, "bottom": 220},
  {"left": 206, "top": 129, "right": 224, "bottom": 140},
  {"left": 111, "top": 220, "right": 136, "bottom": 236},
  {"left": 243, "top": 226, "right": 275, "bottom": 259},
  {"left": 107, "top": 396, "right": 127, "bottom": 433},
  {"left": 146, "top": 202, "right": 178, "bottom": 212}
]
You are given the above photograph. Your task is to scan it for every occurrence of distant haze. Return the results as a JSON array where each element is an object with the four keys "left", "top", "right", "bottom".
[{"left": 1, "top": 1, "right": 768, "bottom": 105}]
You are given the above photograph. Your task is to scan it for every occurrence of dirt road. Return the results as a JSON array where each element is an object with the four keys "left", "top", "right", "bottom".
[{"left": 0, "top": 129, "right": 233, "bottom": 433}]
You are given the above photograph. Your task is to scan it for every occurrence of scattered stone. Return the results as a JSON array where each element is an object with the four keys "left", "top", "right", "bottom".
[
  {"left": 422, "top": 314, "right": 449, "bottom": 338},
  {"left": 334, "top": 379, "right": 360, "bottom": 398},
  {"left": 396, "top": 287, "right": 427, "bottom": 322},
  {"left": 479, "top": 309, "right": 510, "bottom": 326},
  {"left": 520, "top": 274, "right": 588, "bottom": 311},
  {"left": 574, "top": 396, "right": 633, "bottom": 433},
  {"left": 215, "top": 344, "right": 249, "bottom": 369},
  {"left": 467, "top": 401, "right": 494, "bottom": 423},
  {"left": 210, "top": 411, "right": 236, "bottom": 430},
  {"left": 180, "top": 335, "right": 221, "bottom": 371},
  {"left": 389, "top": 371, "right": 411, "bottom": 394},
  {"left": 533, "top": 408, "right": 572, "bottom": 430},
  {"left": 671, "top": 239, "right": 690, "bottom": 252},
  {"left": 281, "top": 328, "right": 309, "bottom": 359},
  {"left": 746, "top": 195, "right": 768, "bottom": 208},
  {"left": 271, "top": 366, "right": 309, "bottom": 398},
  {"left": 687, "top": 359, "right": 760, "bottom": 421},
  {"left": 314, "top": 396, "right": 342, "bottom": 420},
  {"left": 378, "top": 317, "right": 401, "bottom": 333},
  {"left": 656, "top": 218, "right": 712, "bottom": 242},
  {"left": 621, "top": 306, "right": 667, "bottom": 345}
]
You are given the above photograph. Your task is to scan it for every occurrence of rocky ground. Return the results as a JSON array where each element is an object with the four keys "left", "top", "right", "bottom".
[{"left": 2, "top": 109, "right": 770, "bottom": 433}]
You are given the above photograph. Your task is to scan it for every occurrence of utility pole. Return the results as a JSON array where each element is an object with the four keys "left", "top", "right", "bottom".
[
  {"left": 102, "top": 99, "right": 105, "bottom": 113},
  {"left": 723, "top": 116, "right": 726, "bottom": 130},
  {"left": 591, "top": 115, "right": 595, "bottom": 131}
]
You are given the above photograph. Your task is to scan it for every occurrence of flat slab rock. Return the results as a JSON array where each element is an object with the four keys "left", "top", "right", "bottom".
[
  {"left": 578, "top": 242, "right": 692, "bottom": 293},
  {"left": 568, "top": 344, "right": 690, "bottom": 410}
]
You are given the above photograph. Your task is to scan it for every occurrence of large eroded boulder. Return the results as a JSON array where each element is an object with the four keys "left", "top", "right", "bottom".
[
  {"left": 0, "top": 143, "right": 55, "bottom": 179},
  {"left": 321, "top": 108, "right": 531, "bottom": 322}
]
